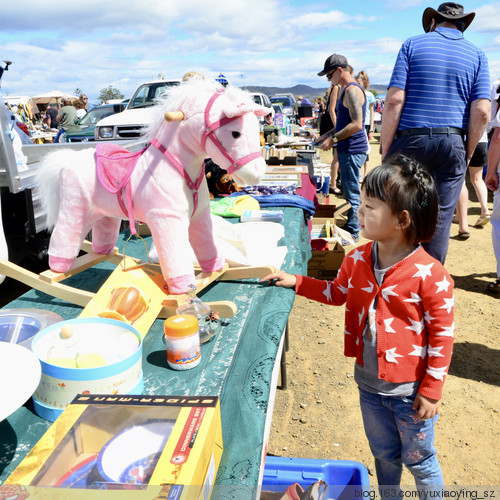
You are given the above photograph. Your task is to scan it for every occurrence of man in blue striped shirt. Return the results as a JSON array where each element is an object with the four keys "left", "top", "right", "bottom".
[{"left": 381, "top": 2, "right": 491, "bottom": 263}]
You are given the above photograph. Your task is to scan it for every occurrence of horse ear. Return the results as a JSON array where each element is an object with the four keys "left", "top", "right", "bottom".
[
  {"left": 253, "top": 105, "right": 272, "bottom": 117},
  {"left": 222, "top": 101, "right": 271, "bottom": 118}
]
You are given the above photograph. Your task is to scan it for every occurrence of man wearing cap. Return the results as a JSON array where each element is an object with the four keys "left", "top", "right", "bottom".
[
  {"left": 381, "top": 2, "right": 491, "bottom": 263},
  {"left": 318, "top": 54, "right": 368, "bottom": 242}
]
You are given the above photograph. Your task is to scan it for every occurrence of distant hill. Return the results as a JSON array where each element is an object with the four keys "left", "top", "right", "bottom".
[{"left": 241, "top": 83, "right": 388, "bottom": 100}]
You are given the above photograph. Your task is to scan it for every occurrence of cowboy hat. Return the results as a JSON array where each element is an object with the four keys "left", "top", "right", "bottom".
[{"left": 422, "top": 2, "right": 475, "bottom": 32}]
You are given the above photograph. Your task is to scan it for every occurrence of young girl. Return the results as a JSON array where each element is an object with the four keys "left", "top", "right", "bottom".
[{"left": 263, "top": 154, "right": 454, "bottom": 491}]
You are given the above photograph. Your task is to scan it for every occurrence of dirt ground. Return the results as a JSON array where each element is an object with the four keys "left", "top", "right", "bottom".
[{"left": 268, "top": 137, "right": 500, "bottom": 488}]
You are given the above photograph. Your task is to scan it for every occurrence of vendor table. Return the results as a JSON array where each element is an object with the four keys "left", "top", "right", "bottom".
[{"left": 0, "top": 206, "right": 312, "bottom": 499}]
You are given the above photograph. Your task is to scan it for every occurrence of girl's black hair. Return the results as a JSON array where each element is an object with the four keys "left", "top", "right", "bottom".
[{"left": 362, "top": 154, "right": 439, "bottom": 244}]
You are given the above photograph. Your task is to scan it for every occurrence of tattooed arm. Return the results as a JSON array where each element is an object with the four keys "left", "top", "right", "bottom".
[{"left": 335, "top": 84, "right": 365, "bottom": 141}]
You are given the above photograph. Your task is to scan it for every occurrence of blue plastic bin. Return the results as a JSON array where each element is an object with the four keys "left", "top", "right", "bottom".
[{"left": 263, "top": 456, "right": 370, "bottom": 500}]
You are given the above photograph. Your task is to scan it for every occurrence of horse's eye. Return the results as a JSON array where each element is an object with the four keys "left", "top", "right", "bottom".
[{"left": 232, "top": 131, "right": 241, "bottom": 139}]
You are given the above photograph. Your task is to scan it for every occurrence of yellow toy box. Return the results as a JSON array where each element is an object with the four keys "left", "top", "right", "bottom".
[{"left": 5, "top": 394, "right": 223, "bottom": 499}]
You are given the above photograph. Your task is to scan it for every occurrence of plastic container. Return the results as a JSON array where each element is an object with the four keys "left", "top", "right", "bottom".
[
  {"left": 176, "top": 285, "right": 220, "bottom": 344},
  {"left": 313, "top": 175, "right": 330, "bottom": 195},
  {"left": 262, "top": 456, "right": 370, "bottom": 500},
  {"left": 164, "top": 314, "right": 201, "bottom": 370},
  {"left": 0, "top": 309, "right": 63, "bottom": 349},
  {"left": 240, "top": 210, "right": 284, "bottom": 223}
]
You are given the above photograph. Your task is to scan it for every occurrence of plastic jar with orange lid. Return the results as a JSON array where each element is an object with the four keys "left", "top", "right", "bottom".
[{"left": 163, "top": 314, "right": 201, "bottom": 370}]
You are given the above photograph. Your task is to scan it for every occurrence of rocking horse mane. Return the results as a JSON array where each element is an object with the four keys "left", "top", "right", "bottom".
[{"left": 143, "top": 79, "right": 260, "bottom": 142}]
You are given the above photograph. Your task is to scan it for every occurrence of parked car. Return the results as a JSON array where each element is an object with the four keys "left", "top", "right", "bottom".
[
  {"left": 272, "top": 103, "right": 284, "bottom": 115},
  {"left": 251, "top": 93, "right": 273, "bottom": 124},
  {"left": 251, "top": 92, "right": 273, "bottom": 110},
  {"left": 270, "top": 96, "right": 295, "bottom": 119},
  {"left": 62, "top": 104, "right": 121, "bottom": 142},
  {"left": 272, "top": 93, "right": 296, "bottom": 104},
  {"left": 95, "top": 80, "right": 180, "bottom": 141}
]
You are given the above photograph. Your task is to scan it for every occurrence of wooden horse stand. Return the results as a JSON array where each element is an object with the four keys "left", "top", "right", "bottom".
[{"left": 0, "top": 240, "right": 276, "bottom": 336}]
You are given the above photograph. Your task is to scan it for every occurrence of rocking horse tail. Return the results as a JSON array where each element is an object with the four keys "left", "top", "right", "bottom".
[{"left": 35, "top": 153, "right": 65, "bottom": 230}]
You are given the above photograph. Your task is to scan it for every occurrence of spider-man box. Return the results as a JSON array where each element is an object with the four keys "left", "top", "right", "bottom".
[{"left": 4, "top": 394, "right": 223, "bottom": 499}]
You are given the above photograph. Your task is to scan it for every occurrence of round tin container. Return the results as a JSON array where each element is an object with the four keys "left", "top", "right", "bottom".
[{"left": 31, "top": 317, "right": 143, "bottom": 421}]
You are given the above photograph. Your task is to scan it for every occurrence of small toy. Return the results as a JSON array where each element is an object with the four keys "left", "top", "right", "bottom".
[
  {"left": 36, "top": 79, "right": 269, "bottom": 294},
  {"left": 205, "top": 159, "right": 241, "bottom": 199}
]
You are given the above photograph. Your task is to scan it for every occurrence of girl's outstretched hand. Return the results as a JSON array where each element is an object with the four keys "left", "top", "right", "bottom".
[
  {"left": 261, "top": 271, "right": 297, "bottom": 289},
  {"left": 413, "top": 393, "right": 440, "bottom": 420}
]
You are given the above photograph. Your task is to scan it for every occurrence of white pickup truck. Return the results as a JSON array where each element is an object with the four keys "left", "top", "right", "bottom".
[
  {"left": 0, "top": 96, "right": 145, "bottom": 285},
  {"left": 0, "top": 95, "right": 98, "bottom": 283},
  {"left": 95, "top": 79, "right": 180, "bottom": 141}
]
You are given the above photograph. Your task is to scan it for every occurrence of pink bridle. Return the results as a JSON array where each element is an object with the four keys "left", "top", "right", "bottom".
[
  {"left": 150, "top": 89, "right": 262, "bottom": 214},
  {"left": 200, "top": 90, "right": 263, "bottom": 175}
]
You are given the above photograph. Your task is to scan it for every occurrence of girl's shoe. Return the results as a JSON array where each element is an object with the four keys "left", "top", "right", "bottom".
[{"left": 474, "top": 215, "right": 490, "bottom": 227}]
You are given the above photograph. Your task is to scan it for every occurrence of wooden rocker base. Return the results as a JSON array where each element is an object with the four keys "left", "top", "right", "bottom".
[{"left": 0, "top": 240, "right": 276, "bottom": 325}]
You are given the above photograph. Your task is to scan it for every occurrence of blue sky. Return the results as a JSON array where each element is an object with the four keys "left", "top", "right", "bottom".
[{"left": 0, "top": 0, "right": 499, "bottom": 103}]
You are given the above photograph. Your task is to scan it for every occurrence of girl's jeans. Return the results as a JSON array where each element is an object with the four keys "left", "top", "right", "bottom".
[{"left": 359, "top": 388, "right": 443, "bottom": 495}]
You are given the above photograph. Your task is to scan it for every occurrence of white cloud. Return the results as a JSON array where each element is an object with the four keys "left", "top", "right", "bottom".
[{"left": 470, "top": 3, "right": 500, "bottom": 33}]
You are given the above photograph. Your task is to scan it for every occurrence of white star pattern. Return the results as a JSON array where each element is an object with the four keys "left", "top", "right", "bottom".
[
  {"left": 428, "top": 345, "right": 445, "bottom": 357},
  {"left": 426, "top": 365, "right": 448, "bottom": 381},
  {"left": 406, "top": 317, "right": 425, "bottom": 335},
  {"left": 344, "top": 328, "right": 352, "bottom": 335},
  {"left": 356, "top": 337, "right": 360, "bottom": 345},
  {"left": 385, "top": 347, "right": 404, "bottom": 363},
  {"left": 404, "top": 292, "right": 422, "bottom": 304},
  {"left": 347, "top": 278, "right": 354, "bottom": 289},
  {"left": 361, "top": 281, "right": 374, "bottom": 293},
  {"left": 436, "top": 322, "right": 455, "bottom": 337},
  {"left": 358, "top": 307, "right": 365, "bottom": 326},
  {"left": 323, "top": 281, "right": 332, "bottom": 302},
  {"left": 381, "top": 285, "right": 398, "bottom": 302},
  {"left": 337, "top": 283, "right": 348, "bottom": 295},
  {"left": 384, "top": 317, "right": 396, "bottom": 333},
  {"left": 409, "top": 345, "right": 427, "bottom": 359},
  {"left": 435, "top": 275, "right": 451, "bottom": 293},
  {"left": 350, "top": 248, "right": 365, "bottom": 264},
  {"left": 440, "top": 296, "right": 454, "bottom": 314},
  {"left": 423, "top": 310, "right": 435, "bottom": 324},
  {"left": 412, "top": 263, "right": 434, "bottom": 281}
]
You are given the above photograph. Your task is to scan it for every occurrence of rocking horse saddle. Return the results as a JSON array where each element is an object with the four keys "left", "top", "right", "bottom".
[
  {"left": 96, "top": 143, "right": 146, "bottom": 195},
  {"left": 95, "top": 143, "right": 147, "bottom": 233}
]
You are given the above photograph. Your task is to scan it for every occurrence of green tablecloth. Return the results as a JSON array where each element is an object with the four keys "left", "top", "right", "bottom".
[{"left": 0, "top": 207, "right": 311, "bottom": 498}]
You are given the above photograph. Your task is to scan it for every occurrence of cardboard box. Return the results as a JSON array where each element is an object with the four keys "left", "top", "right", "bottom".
[
  {"left": 307, "top": 240, "right": 345, "bottom": 280},
  {"left": 310, "top": 217, "right": 335, "bottom": 240},
  {"left": 5, "top": 395, "right": 223, "bottom": 499},
  {"left": 308, "top": 212, "right": 354, "bottom": 280},
  {"left": 313, "top": 203, "right": 336, "bottom": 219}
]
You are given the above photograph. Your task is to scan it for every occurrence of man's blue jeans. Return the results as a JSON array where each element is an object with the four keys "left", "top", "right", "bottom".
[
  {"left": 387, "top": 133, "right": 467, "bottom": 264},
  {"left": 359, "top": 388, "right": 443, "bottom": 494},
  {"left": 337, "top": 151, "right": 367, "bottom": 239}
]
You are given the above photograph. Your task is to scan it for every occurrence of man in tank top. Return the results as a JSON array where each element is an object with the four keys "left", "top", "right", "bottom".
[{"left": 318, "top": 54, "right": 368, "bottom": 241}]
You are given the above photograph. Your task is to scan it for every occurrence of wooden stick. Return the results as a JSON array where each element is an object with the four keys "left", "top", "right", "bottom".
[
  {"left": 39, "top": 248, "right": 119, "bottom": 284},
  {"left": 0, "top": 259, "right": 93, "bottom": 307},
  {"left": 164, "top": 111, "right": 184, "bottom": 122},
  {"left": 217, "top": 265, "right": 276, "bottom": 281}
]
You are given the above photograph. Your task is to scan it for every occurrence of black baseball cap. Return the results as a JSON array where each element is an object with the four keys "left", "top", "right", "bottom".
[{"left": 318, "top": 54, "right": 348, "bottom": 76}]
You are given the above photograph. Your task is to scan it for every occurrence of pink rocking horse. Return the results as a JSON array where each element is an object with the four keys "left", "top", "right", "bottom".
[{"left": 36, "top": 80, "right": 269, "bottom": 293}]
